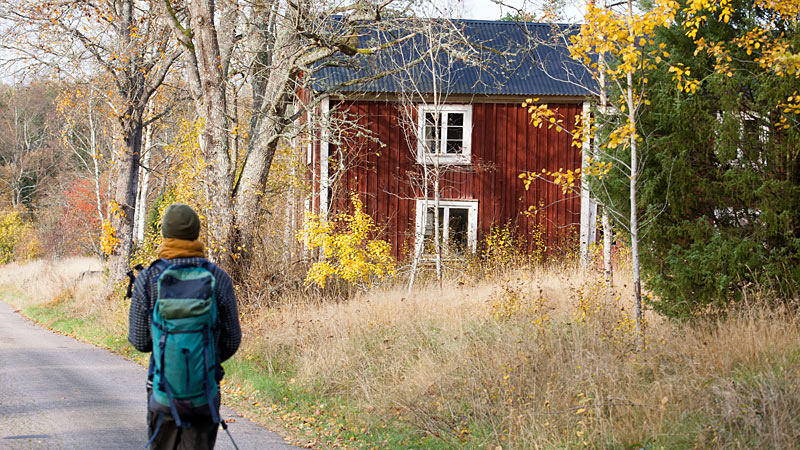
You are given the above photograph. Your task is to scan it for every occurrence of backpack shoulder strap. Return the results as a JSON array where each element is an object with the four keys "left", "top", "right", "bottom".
[
  {"left": 149, "top": 258, "right": 170, "bottom": 275},
  {"left": 125, "top": 264, "right": 145, "bottom": 299},
  {"left": 143, "top": 259, "right": 171, "bottom": 314},
  {"left": 199, "top": 259, "right": 216, "bottom": 273}
]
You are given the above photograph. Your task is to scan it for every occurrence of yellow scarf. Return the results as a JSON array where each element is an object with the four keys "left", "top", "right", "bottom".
[{"left": 158, "top": 238, "right": 206, "bottom": 259}]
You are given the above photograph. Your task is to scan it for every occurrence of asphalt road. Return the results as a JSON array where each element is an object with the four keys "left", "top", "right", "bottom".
[{"left": 0, "top": 301, "right": 301, "bottom": 450}]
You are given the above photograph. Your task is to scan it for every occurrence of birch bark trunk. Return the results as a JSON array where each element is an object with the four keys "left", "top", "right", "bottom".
[
  {"left": 626, "top": 0, "right": 643, "bottom": 337},
  {"left": 136, "top": 124, "right": 153, "bottom": 243},
  {"left": 602, "top": 207, "right": 613, "bottom": 285}
]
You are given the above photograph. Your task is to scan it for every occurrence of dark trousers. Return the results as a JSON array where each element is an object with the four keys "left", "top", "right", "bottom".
[{"left": 146, "top": 389, "right": 219, "bottom": 450}]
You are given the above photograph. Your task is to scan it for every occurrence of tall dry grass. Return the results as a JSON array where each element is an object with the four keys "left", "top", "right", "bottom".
[
  {"left": 3, "top": 257, "right": 799, "bottom": 448},
  {"left": 0, "top": 257, "right": 102, "bottom": 306},
  {"left": 0, "top": 257, "right": 131, "bottom": 338},
  {"left": 240, "top": 263, "right": 800, "bottom": 449}
]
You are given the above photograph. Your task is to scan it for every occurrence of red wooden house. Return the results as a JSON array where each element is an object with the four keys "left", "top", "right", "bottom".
[{"left": 306, "top": 20, "right": 596, "bottom": 260}]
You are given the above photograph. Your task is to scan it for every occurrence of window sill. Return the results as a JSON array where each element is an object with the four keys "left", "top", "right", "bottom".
[{"left": 416, "top": 154, "right": 472, "bottom": 166}]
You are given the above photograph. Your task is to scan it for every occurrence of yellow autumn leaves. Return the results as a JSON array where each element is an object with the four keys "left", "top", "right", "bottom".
[
  {"left": 297, "top": 194, "right": 395, "bottom": 289},
  {"left": 569, "top": 0, "right": 678, "bottom": 78}
]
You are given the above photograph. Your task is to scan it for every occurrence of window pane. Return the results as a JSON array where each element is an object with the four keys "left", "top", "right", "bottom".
[
  {"left": 446, "top": 140, "right": 462, "bottom": 154},
  {"left": 424, "top": 113, "right": 441, "bottom": 153},
  {"left": 446, "top": 125, "right": 464, "bottom": 154},
  {"left": 426, "top": 138, "right": 438, "bottom": 153},
  {"left": 448, "top": 208, "right": 469, "bottom": 253},
  {"left": 423, "top": 207, "right": 445, "bottom": 235},
  {"left": 447, "top": 126, "right": 463, "bottom": 140},
  {"left": 423, "top": 207, "right": 445, "bottom": 254},
  {"left": 424, "top": 207, "right": 435, "bottom": 237},
  {"left": 447, "top": 113, "right": 464, "bottom": 126}
]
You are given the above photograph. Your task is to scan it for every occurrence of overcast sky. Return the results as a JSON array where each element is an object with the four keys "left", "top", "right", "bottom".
[{"left": 451, "top": 0, "right": 584, "bottom": 21}]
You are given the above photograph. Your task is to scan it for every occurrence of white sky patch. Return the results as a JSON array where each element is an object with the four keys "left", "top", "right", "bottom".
[{"left": 449, "top": 0, "right": 584, "bottom": 21}]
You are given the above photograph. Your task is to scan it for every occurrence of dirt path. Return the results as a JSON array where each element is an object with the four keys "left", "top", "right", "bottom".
[{"left": 0, "top": 301, "right": 301, "bottom": 450}]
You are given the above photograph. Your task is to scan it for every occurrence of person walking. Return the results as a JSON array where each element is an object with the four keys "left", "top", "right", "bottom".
[{"left": 128, "top": 203, "right": 241, "bottom": 449}]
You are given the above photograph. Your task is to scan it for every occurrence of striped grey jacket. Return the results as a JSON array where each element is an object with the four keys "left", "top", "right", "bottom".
[{"left": 127, "top": 257, "right": 241, "bottom": 363}]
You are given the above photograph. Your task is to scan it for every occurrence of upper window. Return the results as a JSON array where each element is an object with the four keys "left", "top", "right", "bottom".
[{"left": 417, "top": 104, "right": 472, "bottom": 165}]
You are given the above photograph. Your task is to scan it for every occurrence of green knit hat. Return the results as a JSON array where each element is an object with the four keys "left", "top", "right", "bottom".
[{"left": 161, "top": 204, "right": 200, "bottom": 241}]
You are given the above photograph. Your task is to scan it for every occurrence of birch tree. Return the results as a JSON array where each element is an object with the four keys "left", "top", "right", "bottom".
[
  {"left": 517, "top": 0, "right": 679, "bottom": 337},
  {"left": 384, "top": 18, "right": 480, "bottom": 292},
  {"left": 56, "top": 83, "right": 115, "bottom": 227}
]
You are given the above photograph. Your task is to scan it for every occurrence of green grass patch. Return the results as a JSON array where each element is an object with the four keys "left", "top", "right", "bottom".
[
  {"left": 221, "top": 357, "right": 462, "bottom": 449},
  {"left": 23, "top": 302, "right": 145, "bottom": 361},
  {"left": 0, "top": 284, "right": 27, "bottom": 306}
]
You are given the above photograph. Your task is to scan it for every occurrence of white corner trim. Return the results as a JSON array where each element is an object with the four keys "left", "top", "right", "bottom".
[{"left": 320, "top": 96, "right": 330, "bottom": 219}]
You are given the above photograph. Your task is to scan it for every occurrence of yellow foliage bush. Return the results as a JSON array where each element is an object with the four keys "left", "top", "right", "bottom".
[
  {"left": 481, "top": 222, "right": 521, "bottom": 269},
  {"left": 100, "top": 219, "right": 119, "bottom": 257},
  {"left": 0, "top": 210, "right": 28, "bottom": 264},
  {"left": 488, "top": 276, "right": 550, "bottom": 328},
  {"left": 478, "top": 221, "right": 546, "bottom": 275},
  {"left": 13, "top": 226, "right": 41, "bottom": 262},
  {"left": 297, "top": 194, "right": 395, "bottom": 289}
]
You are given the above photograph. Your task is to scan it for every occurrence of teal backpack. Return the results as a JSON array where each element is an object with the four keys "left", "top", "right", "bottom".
[{"left": 148, "top": 259, "right": 221, "bottom": 427}]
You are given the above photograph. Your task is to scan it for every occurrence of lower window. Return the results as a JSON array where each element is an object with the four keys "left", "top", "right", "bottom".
[{"left": 414, "top": 199, "right": 478, "bottom": 256}]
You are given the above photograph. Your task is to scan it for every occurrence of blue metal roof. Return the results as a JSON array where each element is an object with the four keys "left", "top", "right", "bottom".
[{"left": 313, "top": 20, "right": 594, "bottom": 97}]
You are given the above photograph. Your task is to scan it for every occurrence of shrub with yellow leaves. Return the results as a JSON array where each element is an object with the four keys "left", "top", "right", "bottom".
[
  {"left": 488, "top": 276, "right": 550, "bottom": 328},
  {"left": 297, "top": 194, "right": 395, "bottom": 289},
  {"left": 481, "top": 222, "right": 522, "bottom": 270},
  {"left": 0, "top": 210, "right": 31, "bottom": 264},
  {"left": 100, "top": 218, "right": 120, "bottom": 257}
]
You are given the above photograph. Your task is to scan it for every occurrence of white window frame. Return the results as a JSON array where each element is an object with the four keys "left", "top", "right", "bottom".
[
  {"left": 714, "top": 110, "right": 767, "bottom": 226},
  {"left": 416, "top": 104, "right": 472, "bottom": 165},
  {"left": 738, "top": 111, "right": 768, "bottom": 167},
  {"left": 414, "top": 199, "right": 479, "bottom": 255},
  {"left": 715, "top": 110, "right": 768, "bottom": 167}
]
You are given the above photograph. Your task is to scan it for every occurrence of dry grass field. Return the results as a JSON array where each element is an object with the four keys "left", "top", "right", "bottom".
[{"left": 1, "top": 258, "right": 799, "bottom": 449}]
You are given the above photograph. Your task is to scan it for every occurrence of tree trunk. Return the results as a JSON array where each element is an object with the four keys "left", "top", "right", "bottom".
[
  {"left": 434, "top": 166, "right": 442, "bottom": 289},
  {"left": 189, "top": 0, "right": 235, "bottom": 269},
  {"left": 625, "top": 6, "right": 643, "bottom": 337},
  {"left": 602, "top": 206, "right": 613, "bottom": 285},
  {"left": 407, "top": 199, "right": 426, "bottom": 296},
  {"left": 136, "top": 125, "right": 153, "bottom": 243},
  {"left": 407, "top": 161, "right": 431, "bottom": 296},
  {"left": 106, "top": 0, "right": 171, "bottom": 281},
  {"left": 233, "top": 17, "right": 302, "bottom": 269},
  {"left": 232, "top": 116, "right": 281, "bottom": 257},
  {"left": 108, "top": 116, "right": 142, "bottom": 282},
  {"left": 89, "top": 107, "right": 104, "bottom": 225}
]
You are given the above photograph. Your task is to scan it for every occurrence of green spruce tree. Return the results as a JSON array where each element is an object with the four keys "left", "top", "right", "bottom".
[{"left": 628, "top": 0, "right": 800, "bottom": 317}]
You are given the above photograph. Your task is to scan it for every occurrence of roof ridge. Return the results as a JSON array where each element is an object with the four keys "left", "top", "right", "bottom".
[{"left": 451, "top": 19, "right": 577, "bottom": 27}]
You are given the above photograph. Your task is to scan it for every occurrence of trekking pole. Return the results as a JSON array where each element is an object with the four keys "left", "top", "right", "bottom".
[{"left": 221, "top": 419, "right": 241, "bottom": 450}]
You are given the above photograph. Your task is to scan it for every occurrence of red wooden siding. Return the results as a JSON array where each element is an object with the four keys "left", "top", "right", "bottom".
[{"left": 325, "top": 100, "right": 583, "bottom": 260}]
